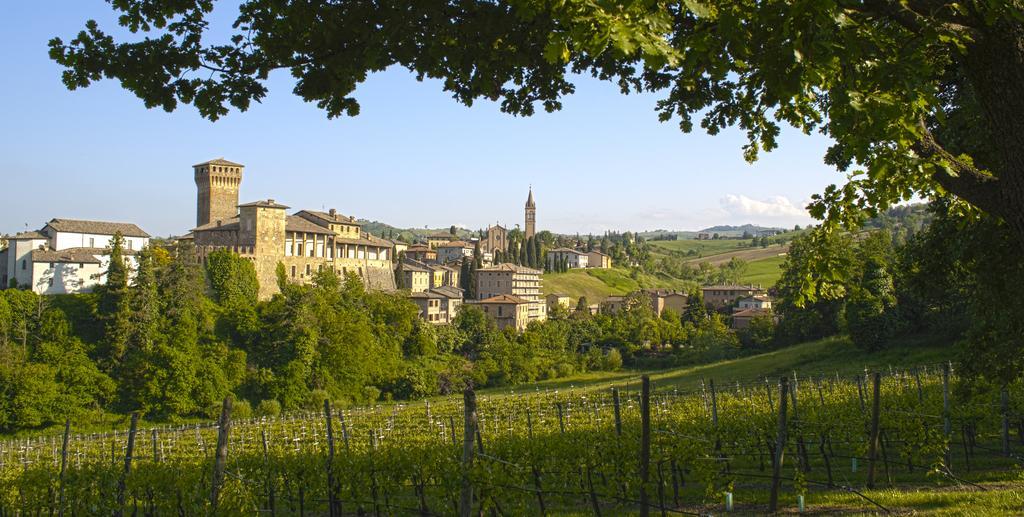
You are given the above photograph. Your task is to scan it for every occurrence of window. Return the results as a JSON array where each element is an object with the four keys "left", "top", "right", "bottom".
[
  {"left": 78, "top": 263, "right": 84, "bottom": 269},
  {"left": 48, "top": 278, "right": 53, "bottom": 287},
  {"left": 49, "top": 262, "right": 55, "bottom": 269},
  {"left": 126, "top": 240, "right": 132, "bottom": 250},
  {"left": 22, "top": 260, "right": 26, "bottom": 270},
  {"left": 291, "top": 265, "right": 296, "bottom": 278},
  {"left": 89, "top": 237, "right": 95, "bottom": 247},
  {"left": 306, "top": 264, "right": 311, "bottom": 276}
]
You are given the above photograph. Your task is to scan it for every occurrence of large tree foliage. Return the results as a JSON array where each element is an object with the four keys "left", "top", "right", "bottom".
[{"left": 49, "top": 1, "right": 1024, "bottom": 242}]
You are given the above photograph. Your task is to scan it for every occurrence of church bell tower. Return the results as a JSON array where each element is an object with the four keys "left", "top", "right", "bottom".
[{"left": 524, "top": 186, "right": 536, "bottom": 239}]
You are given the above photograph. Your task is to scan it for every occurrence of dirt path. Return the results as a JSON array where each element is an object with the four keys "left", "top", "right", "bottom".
[{"left": 683, "top": 243, "right": 790, "bottom": 266}]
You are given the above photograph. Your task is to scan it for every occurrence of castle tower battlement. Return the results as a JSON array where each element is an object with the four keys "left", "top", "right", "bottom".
[{"left": 194, "top": 158, "right": 244, "bottom": 227}]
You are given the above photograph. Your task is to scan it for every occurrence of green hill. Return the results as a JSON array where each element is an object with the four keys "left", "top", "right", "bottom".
[
  {"left": 649, "top": 238, "right": 750, "bottom": 258},
  {"left": 736, "top": 254, "right": 787, "bottom": 287},
  {"left": 482, "top": 334, "right": 956, "bottom": 395},
  {"left": 542, "top": 267, "right": 695, "bottom": 303}
]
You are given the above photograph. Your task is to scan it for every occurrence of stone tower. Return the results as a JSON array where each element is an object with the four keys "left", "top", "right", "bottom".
[
  {"left": 524, "top": 187, "right": 536, "bottom": 239},
  {"left": 194, "top": 158, "right": 244, "bottom": 227},
  {"left": 238, "top": 199, "right": 288, "bottom": 299}
]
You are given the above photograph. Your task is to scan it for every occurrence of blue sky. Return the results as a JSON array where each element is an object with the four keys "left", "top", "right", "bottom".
[{"left": 1, "top": 2, "right": 845, "bottom": 237}]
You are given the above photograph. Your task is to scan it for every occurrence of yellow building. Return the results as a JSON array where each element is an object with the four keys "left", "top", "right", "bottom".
[
  {"left": 426, "top": 234, "right": 452, "bottom": 250},
  {"left": 398, "top": 261, "right": 431, "bottom": 293},
  {"left": 586, "top": 250, "right": 612, "bottom": 269},
  {"left": 546, "top": 293, "right": 573, "bottom": 312},
  {"left": 473, "top": 294, "right": 531, "bottom": 331}
]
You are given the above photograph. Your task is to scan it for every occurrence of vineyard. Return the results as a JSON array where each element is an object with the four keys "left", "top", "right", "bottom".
[{"left": 1, "top": 365, "right": 1021, "bottom": 515}]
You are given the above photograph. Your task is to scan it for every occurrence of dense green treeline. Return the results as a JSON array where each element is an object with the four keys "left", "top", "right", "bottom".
[
  {"left": 773, "top": 200, "right": 1022, "bottom": 385},
  {"left": 0, "top": 240, "right": 744, "bottom": 433}
]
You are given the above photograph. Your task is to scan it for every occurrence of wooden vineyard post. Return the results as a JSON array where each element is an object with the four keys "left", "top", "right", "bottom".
[
  {"left": 324, "top": 399, "right": 338, "bottom": 517},
  {"left": 857, "top": 376, "right": 866, "bottom": 414},
  {"left": 914, "top": 369, "right": 923, "bottom": 403},
  {"left": 1003, "top": 386, "right": 1011, "bottom": 454},
  {"left": 769, "top": 377, "right": 789, "bottom": 513},
  {"left": 116, "top": 412, "right": 139, "bottom": 517},
  {"left": 459, "top": 386, "right": 478, "bottom": 517},
  {"left": 58, "top": 418, "right": 70, "bottom": 517},
  {"left": 764, "top": 377, "right": 774, "bottom": 413},
  {"left": 526, "top": 409, "right": 534, "bottom": 440},
  {"left": 709, "top": 379, "right": 719, "bottom": 428},
  {"left": 587, "top": 467, "right": 601, "bottom": 517},
  {"left": 338, "top": 411, "right": 350, "bottom": 452},
  {"left": 791, "top": 372, "right": 810, "bottom": 472},
  {"left": 943, "top": 363, "right": 952, "bottom": 468},
  {"left": 866, "top": 373, "right": 882, "bottom": 489},
  {"left": 640, "top": 375, "right": 651, "bottom": 517},
  {"left": 613, "top": 388, "right": 623, "bottom": 436},
  {"left": 261, "top": 429, "right": 276, "bottom": 517},
  {"left": 151, "top": 429, "right": 159, "bottom": 463},
  {"left": 210, "top": 396, "right": 233, "bottom": 513},
  {"left": 557, "top": 402, "right": 566, "bottom": 434}
]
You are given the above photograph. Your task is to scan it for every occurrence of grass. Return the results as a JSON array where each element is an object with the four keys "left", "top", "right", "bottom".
[
  {"left": 648, "top": 238, "right": 750, "bottom": 258},
  {"left": 481, "top": 333, "right": 959, "bottom": 397},
  {"left": 737, "top": 254, "right": 787, "bottom": 287},
  {"left": 542, "top": 267, "right": 695, "bottom": 302}
]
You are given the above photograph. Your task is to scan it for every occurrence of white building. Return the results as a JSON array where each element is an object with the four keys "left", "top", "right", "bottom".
[
  {"left": 436, "top": 240, "right": 474, "bottom": 263},
  {"left": 547, "top": 248, "right": 589, "bottom": 269},
  {"left": 1, "top": 219, "right": 150, "bottom": 294},
  {"left": 737, "top": 294, "right": 773, "bottom": 311}
]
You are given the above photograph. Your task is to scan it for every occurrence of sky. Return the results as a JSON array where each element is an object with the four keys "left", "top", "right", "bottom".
[{"left": 0, "top": 2, "right": 846, "bottom": 238}]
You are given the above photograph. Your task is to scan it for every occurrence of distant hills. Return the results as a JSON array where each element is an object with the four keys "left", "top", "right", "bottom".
[
  {"left": 698, "top": 224, "right": 788, "bottom": 235},
  {"left": 639, "top": 224, "right": 789, "bottom": 240}
]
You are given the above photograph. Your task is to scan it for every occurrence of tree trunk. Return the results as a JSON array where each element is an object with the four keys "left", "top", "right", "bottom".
[{"left": 953, "top": 21, "right": 1024, "bottom": 242}]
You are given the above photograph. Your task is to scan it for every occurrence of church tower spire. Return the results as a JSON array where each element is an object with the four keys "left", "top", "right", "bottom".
[{"left": 524, "top": 186, "right": 536, "bottom": 239}]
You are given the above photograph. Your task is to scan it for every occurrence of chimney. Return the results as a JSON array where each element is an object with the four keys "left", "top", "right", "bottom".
[
  {"left": 268, "top": 199, "right": 275, "bottom": 204},
  {"left": 329, "top": 208, "right": 337, "bottom": 217}
]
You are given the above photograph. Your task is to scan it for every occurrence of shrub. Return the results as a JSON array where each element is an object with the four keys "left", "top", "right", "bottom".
[
  {"left": 306, "top": 389, "right": 330, "bottom": 410},
  {"left": 602, "top": 348, "right": 623, "bottom": 371},
  {"left": 232, "top": 399, "right": 253, "bottom": 420},
  {"left": 255, "top": 399, "right": 281, "bottom": 418}
]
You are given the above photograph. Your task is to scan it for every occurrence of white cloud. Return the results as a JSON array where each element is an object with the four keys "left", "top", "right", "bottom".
[{"left": 719, "top": 194, "right": 808, "bottom": 218}]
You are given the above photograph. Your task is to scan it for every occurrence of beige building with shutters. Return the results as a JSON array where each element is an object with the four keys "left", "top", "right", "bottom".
[{"left": 475, "top": 263, "right": 546, "bottom": 323}]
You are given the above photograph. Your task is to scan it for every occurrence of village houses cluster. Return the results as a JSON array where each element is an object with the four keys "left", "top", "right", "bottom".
[{"left": 1, "top": 159, "right": 773, "bottom": 331}]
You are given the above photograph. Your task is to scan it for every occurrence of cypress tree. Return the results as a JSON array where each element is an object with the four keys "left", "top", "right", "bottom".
[
  {"left": 99, "top": 232, "right": 132, "bottom": 369},
  {"left": 533, "top": 238, "right": 542, "bottom": 269},
  {"left": 526, "top": 236, "right": 536, "bottom": 268},
  {"left": 467, "top": 259, "right": 478, "bottom": 299},
  {"left": 460, "top": 259, "right": 471, "bottom": 292},
  {"left": 395, "top": 261, "right": 406, "bottom": 289}
]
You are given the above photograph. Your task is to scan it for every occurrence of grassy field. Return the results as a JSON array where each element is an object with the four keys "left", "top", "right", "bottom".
[
  {"left": 649, "top": 238, "right": 750, "bottom": 257},
  {"left": 481, "top": 333, "right": 959, "bottom": 397},
  {"left": 737, "top": 253, "right": 787, "bottom": 287},
  {"left": 541, "top": 267, "right": 695, "bottom": 302}
]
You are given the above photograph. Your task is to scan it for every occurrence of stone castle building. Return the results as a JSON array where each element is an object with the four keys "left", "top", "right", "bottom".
[
  {"left": 194, "top": 158, "right": 244, "bottom": 227},
  {"left": 524, "top": 187, "right": 536, "bottom": 239},
  {"left": 188, "top": 159, "right": 395, "bottom": 299}
]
